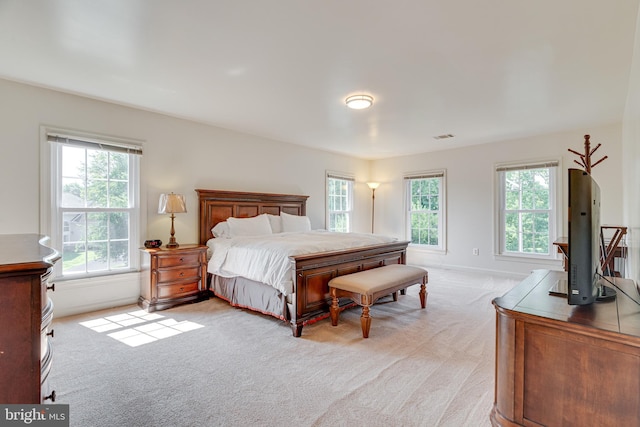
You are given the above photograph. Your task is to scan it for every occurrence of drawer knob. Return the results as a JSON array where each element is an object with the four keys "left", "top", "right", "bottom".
[
  {"left": 180, "top": 287, "right": 184, "bottom": 292},
  {"left": 179, "top": 272, "right": 184, "bottom": 277},
  {"left": 44, "top": 390, "right": 56, "bottom": 402},
  {"left": 47, "top": 329, "right": 55, "bottom": 338},
  {"left": 179, "top": 257, "right": 184, "bottom": 262},
  {"left": 47, "top": 283, "right": 55, "bottom": 292}
]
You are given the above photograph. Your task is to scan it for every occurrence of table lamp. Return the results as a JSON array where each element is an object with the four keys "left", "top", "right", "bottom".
[{"left": 158, "top": 192, "right": 187, "bottom": 248}]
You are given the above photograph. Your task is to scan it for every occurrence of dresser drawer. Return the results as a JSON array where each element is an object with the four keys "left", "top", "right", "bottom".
[
  {"left": 157, "top": 266, "right": 201, "bottom": 283},
  {"left": 41, "top": 299, "right": 54, "bottom": 360},
  {"left": 41, "top": 268, "right": 54, "bottom": 309},
  {"left": 157, "top": 253, "right": 200, "bottom": 268},
  {"left": 157, "top": 281, "right": 200, "bottom": 299}
]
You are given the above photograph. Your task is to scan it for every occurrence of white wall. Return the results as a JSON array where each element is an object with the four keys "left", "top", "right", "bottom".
[
  {"left": 371, "top": 124, "right": 624, "bottom": 276},
  {"left": 623, "top": 6, "right": 640, "bottom": 285},
  {"left": 0, "top": 78, "right": 371, "bottom": 316},
  {"left": 0, "top": 76, "right": 632, "bottom": 315},
  {"left": 0, "top": 78, "right": 372, "bottom": 237}
]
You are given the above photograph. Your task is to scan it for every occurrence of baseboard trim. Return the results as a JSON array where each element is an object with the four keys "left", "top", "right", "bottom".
[{"left": 50, "top": 272, "right": 140, "bottom": 318}]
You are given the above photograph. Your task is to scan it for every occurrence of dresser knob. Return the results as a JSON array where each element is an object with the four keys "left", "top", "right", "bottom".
[
  {"left": 179, "top": 272, "right": 184, "bottom": 277},
  {"left": 179, "top": 257, "right": 184, "bottom": 262},
  {"left": 44, "top": 390, "right": 56, "bottom": 402},
  {"left": 47, "top": 283, "right": 55, "bottom": 292},
  {"left": 47, "top": 329, "right": 54, "bottom": 338}
]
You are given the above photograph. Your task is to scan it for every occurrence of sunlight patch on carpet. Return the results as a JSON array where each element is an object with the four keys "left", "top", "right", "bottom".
[{"left": 79, "top": 309, "right": 204, "bottom": 347}]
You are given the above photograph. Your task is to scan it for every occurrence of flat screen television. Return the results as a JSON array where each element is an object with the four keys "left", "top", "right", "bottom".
[{"left": 566, "top": 168, "right": 615, "bottom": 305}]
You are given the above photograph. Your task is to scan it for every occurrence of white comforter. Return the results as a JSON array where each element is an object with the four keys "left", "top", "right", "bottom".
[{"left": 207, "top": 230, "right": 397, "bottom": 295}]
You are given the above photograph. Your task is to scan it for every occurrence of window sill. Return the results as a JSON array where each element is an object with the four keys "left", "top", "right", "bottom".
[
  {"left": 495, "top": 253, "right": 562, "bottom": 266},
  {"left": 54, "top": 268, "right": 139, "bottom": 282},
  {"left": 408, "top": 244, "right": 446, "bottom": 255}
]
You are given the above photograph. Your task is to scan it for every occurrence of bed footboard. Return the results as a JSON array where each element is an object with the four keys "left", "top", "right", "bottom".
[{"left": 288, "top": 241, "right": 409, "bottom": 337}]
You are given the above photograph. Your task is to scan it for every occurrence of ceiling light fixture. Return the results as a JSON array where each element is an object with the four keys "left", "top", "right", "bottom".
[{"left": 345, "top": 94, "right": 373, "bottom": 110}]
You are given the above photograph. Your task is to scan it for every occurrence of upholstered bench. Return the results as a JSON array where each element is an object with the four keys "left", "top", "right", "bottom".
[{"left": 329, "top": 264, "right": 428, "bottom": 338}]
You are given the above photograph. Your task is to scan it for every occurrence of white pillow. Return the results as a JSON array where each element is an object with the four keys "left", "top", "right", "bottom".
[
  {"left": 281, "top": 212, "right": 311, "bottom": 233},
  {"left": 227, "top": 214, "right": 273, "bottom": 237},
  {"left": 211, "top": 221, "right": 231, "bottom": 238},
  {"left": 267, "top": 214, "right": 283, "bottom": 233}
]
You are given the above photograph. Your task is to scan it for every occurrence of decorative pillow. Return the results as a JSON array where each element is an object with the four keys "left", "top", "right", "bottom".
[
  {"left": 227, "top": 214, "right": 273, "bottom": 237},
  {"left": 281, "top": 212, "right": 311, "bottom": 233},
  {"left": 211, "top": 221, "right": 231, "bottom": 239},
  {"left": 267, "top": 214, "right": 283, "bottom": 233}
]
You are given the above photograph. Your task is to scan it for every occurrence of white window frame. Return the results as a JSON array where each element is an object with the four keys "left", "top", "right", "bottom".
[
  {"left": 495, "top": 160, "right": 561, "bottom": 260},
  {"left": 326, "top": 172, "right": 354, "bottom": 232},
  {"left": 40, "top": 127, "right": 142, "bottom": 279},
  {"left": 404, "top": 170, "right": 447, "bottom": 252}
]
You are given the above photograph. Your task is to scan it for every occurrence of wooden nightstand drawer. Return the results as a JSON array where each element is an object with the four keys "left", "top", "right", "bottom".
[
  {"left": 157, "top": 266, "right": 201, "bottom": 283},
  {"left": 157, "top": 281, "right": 200, "bottom": 299},
  {"left": 157, "top": 253, "right": 200, "bottom": 268},
  {"left": 139, "top": 244, "right": 208, "bottom": 312}
]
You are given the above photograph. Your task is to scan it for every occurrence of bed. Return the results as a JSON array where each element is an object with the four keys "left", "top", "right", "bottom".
[{"left": 196, "top": 189, "right": 409, "bottom": 337}]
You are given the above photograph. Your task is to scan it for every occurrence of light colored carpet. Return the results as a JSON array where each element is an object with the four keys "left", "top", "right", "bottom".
[{"left": 49, "top": 267, "right": 521, "bottom": 427}]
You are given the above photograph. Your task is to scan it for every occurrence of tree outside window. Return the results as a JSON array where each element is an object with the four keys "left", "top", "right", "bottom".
[
  {"left": 405, "top": 171, "right": 446, "bottom": 250},
  {"left": 326, "top": 174, "right": 353, "bottom": 232},
  {"left": 46, "top": 132, "right": 142, "bottom": 279},
  {"left": 504, "top": 169, "right": 550, "bottom": 254},
  {"left": 497, "top": 161, "right": 558, "bottom": 258}
]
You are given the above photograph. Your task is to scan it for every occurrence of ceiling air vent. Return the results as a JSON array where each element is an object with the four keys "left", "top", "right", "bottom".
[{"left": 433, "top": 134, "right": 455, "bottom": 140}]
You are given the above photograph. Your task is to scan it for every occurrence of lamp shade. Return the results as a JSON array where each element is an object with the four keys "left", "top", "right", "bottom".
[
  {"left": 367, "top": 182, "right": 380, "bottom": 190},
  {"left": 158, "top": 193, "right": 187, "bottom": 214}
]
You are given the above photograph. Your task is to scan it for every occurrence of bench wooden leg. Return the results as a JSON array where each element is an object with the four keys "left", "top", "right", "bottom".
[
  {"left": 330, "top": 291, "right": 340, "bottom": 326},
  {"left": 392, "top": 291, "right": 398, "bottom": 301},
  {"left": 361, "top": 305, "right": 371, "bottom": 338},
  {"left": 419, "top": 283, "right": 427, "bottom": 309}
]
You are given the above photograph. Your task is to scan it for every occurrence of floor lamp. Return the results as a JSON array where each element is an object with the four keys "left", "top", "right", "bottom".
[{"left": 367, "top": 182, "right": 380, "bottom": 234}]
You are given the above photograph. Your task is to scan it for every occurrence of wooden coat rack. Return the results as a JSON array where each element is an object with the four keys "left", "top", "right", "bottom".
[{"left": 568, "top": 134, "right": 608, "bottom": 173}]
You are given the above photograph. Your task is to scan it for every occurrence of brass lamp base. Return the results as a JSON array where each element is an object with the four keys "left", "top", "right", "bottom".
[{"left": 166, "top": 214, "right": 179, "bottom": 248}]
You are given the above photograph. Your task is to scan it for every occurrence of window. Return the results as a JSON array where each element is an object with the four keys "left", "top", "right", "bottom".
[
  {"left": 326, "top": 173, "right": 354, "bottom": 232},
  {"left": 405, "top": 171, "right": 446, "bottom": 250},
  {"left": 45, "top": 132, "right": 142, "bottom": 278},
  {"left": 496, "top": 161, "right": 559, "bottom": 257}
]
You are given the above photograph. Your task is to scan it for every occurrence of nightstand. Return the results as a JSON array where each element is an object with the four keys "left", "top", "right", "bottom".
[{"left": 139, "top": 244, "right": 208, "bottom": 312}]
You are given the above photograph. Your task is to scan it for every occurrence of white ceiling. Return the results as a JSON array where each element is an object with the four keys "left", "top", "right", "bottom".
[{"left": 1, "top": 1, "right": 638, "bottom": 159}]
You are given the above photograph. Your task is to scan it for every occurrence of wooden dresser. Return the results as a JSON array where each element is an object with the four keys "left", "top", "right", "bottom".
[
  {"left": 491, "top": 269, "right": 640, "bottom": 427},
  {"left": 138, "top": 244, "right": 208, "bottom": 312},
  {"left": 0, "top": 234, "right": 60, "bottom": 404}
]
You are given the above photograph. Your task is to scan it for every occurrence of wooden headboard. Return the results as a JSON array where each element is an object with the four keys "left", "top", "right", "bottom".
[{"left": 195, "top": 189, "right": 309, "bottom": 245}]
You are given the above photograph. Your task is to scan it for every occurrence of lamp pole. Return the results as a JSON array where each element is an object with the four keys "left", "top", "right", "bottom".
[
  {"left": 367, "top": 182, "right": 380, "bottom": 234},
  {"left": 371, "top": 187, "right": 376, "bottom": 234}
]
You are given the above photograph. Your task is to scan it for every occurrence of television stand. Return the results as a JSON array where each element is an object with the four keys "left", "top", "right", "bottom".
[
  {"left": 596, "top": 283, "right": 617, "bottom": 301},
  {"left": 548, "top": 278, "right": 567, "bottom": 297},
  {"left": 492, "top": 269, "right": 640, "bottom": 427},
  {"left": 547, "top": 278, "right": 617, "bottom": 302}
]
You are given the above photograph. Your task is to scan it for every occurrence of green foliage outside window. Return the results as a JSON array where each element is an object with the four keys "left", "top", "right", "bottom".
[
  {"left": 330, "top": 213, "right": 349, "bottom": 233},
  {"left": 61, "top": 147, "right": 131, "bottom": 274},
  {"left": 503, "top": 168, "right": 551, "bottom": 254},
  {"left": 327, "top": 177, "right": 351, "bottom": 232},
  {"left": 409, "top": 178, "right": 440, "bottom": 246}
]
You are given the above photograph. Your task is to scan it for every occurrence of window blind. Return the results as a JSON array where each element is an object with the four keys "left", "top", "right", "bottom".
[
  {"left": 326, "top": 173, "right": 355, "bottom": 181},
  {"left": 496, "top": 161, "right": 558, "bottom": 172},
  {"left": 47, "top": 134, "right": 143, "bottom": 156},
  {"left": 404, "top": 171, "right": 445, "bottom": 180}
]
